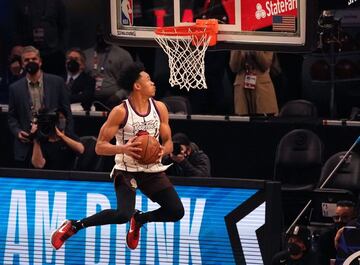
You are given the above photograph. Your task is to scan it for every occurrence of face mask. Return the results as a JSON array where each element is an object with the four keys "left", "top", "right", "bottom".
[
  {"left": 287, "top": 242, "right": 302, "bottom": 256},
  {"left": 57, "top": 119, "right": 66, "bottom": 131},
  {"left": 25, "top": 61, "right": 40, "bottom": 75},
  {"left": 67, "top": 59, "right": 80, "bottom": 74}
]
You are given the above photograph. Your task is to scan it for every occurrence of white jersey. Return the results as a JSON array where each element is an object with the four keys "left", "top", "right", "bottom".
[{"left": 112, "top": 98, "right": 170, "bottom": 174}]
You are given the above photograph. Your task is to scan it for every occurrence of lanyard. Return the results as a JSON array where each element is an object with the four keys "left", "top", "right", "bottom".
[{"left": 92, "top": 49, "right": 110, "bottom": 71}]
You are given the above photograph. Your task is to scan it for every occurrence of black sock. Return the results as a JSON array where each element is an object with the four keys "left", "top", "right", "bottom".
[
  {"left": 72, "top": 220, "right": 84, "bottom": 231},
  {"left": 134, "top": 211, "right": 148, "bottom": 225}
]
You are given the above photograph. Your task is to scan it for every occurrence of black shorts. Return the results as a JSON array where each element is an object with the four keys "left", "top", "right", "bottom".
[{"left": 112, "top": 169, "right": 173, "bottom": 201}]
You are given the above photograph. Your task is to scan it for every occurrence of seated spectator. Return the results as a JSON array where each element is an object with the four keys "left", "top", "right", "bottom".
[
  {"left": 334, "top": 216, "right": 360, "bottom": 260},
  {"left": 317, "top": 200, "right": 357, "bottom": 265},
  {"left": 272, "top": 225, "right": 317, "bottom": 265},
  {"left": 65, "top": 48, "right": 95, "bottom": 111},
  {"left": 162, "top": 132, "right": 211, "bottom": 177},
  {"left": 30, "top": 108, "right": 84, "bottom": 170}
]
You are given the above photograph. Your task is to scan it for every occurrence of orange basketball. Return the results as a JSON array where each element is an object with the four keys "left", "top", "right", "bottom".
[{"left": 135, "top": 134, "right": 161, "bottom": 164}]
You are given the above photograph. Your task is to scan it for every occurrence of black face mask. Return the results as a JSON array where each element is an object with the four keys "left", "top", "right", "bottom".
[
  {"left": 67, "top": 59, "right": 80, "bottom": 74},
  {"left": 287, "top": 243, "right": 302, "bottom": 256},
  {"left": 25, "top": 62, "right": 40, "bottom": 75}
]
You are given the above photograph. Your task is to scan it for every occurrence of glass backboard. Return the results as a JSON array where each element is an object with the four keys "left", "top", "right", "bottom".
[{"left": 107, "top": 0, "right": 316, "bottom": 51}]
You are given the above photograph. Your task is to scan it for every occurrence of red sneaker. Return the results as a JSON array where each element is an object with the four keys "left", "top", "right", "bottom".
[
  {"left": 126, "top": 211, "right": 143, "bottom": 250},
  {"left": 50, "top": 220, "right": 77, "bottom": 250}
]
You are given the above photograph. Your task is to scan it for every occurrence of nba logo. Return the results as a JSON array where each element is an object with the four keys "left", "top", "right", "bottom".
[{"left": 121, "top": 0, "right": 133, "bottom": 26}]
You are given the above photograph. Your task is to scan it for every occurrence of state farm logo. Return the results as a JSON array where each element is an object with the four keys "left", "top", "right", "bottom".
[
  {"left": 255, "top": 0, "right": 297, "bottom": 20},
  {"left": 255, "top": 4, "right": 266, "bottom": 20}
]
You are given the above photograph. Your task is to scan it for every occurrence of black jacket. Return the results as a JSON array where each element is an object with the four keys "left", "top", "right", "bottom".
[
  {"left": 163, "top": 143, "right": 211, "bottom": 177},
  {"left": 8, "top": 73, "right": 73, "bottom": 161},
  {"left": 66, "top": 72, "right": 95, "bottom": 111},
  {"left": 271, "top": 250, "right": 318, "bottom": 265},
  {"left": 317, "top": 227, "right": 337, "bottom": 265}
]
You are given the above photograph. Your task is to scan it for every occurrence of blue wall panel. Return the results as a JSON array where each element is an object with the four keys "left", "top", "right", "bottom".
[{"left": 0, "top": 177, "right": 260, "bottom": 265}]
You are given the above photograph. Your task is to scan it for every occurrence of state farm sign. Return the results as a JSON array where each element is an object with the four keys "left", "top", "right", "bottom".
[{"left": 242, "top": 0, "right": 298, "bottom": 31}]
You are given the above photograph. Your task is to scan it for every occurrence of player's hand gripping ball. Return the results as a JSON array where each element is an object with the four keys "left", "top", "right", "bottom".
[{"left": 135, "top": 131, "right": 161, "bottom": 164}]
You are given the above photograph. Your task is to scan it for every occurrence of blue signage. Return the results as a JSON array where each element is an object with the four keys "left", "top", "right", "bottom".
[{"left": 0, "top": 177, "right": 260, "bottom": 265}]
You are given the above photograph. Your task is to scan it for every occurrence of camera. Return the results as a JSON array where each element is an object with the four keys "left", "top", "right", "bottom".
[
  {"left": 318, "top": 10, "right": 340, "bottom": 31},
  {"left": 317, "top": 10, "right": 344, "bottom": 51},
  {"left": 172, "top": 142, "right": 182, "bottom": 155},
  {"left": 29, "top": 110, "right": 58, "bottom": 140}
]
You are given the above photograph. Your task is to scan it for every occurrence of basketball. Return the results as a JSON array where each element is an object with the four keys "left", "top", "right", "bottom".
[{"left": 135, "top": 134, "right": 161, "bottom": 164}]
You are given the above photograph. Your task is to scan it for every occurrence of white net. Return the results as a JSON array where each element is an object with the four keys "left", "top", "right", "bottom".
[{"left": 154, "top": 28, "right": 211, "bottom": 91}]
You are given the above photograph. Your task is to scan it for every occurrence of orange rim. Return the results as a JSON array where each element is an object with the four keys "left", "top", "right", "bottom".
[
  {"left": 155, "top": 26, "right": 212, "bottom": 35},
  {"left": 154, "top": 19, "right": 218, "bottom": 46}
]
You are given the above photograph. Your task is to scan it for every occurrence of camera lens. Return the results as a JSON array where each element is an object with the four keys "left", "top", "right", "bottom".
[{"left": 36, "top": 111, "right": 57, "bottom": 139}]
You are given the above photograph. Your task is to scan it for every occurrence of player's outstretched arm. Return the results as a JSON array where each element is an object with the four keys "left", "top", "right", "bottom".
[{"left": 95, "top": 104, "right": 141, "bottom": 158}]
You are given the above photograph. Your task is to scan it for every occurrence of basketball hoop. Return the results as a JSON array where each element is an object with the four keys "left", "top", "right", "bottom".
[{"left": 154, "top": 19, "right": 218, "bottom": 91}]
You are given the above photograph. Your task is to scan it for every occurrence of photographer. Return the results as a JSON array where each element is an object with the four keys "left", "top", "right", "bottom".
[
  {"left": 8, "top": 46, "right": 73, "bottom": 168},
  {"left": 31, "top": 109, "right": 84, "bottom": 170},
  {"left": 272, "top": 225, "right": 318, "bottom": 265},
  {"left": 162, "top": 132, "right": 211, "bottom": 177}
]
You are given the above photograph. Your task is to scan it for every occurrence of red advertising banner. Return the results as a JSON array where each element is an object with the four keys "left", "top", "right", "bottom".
[{"left": 241, "top": 0, "right": 298, "bottom": 31}]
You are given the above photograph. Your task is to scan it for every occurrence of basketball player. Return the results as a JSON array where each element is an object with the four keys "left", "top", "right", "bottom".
[{"left": 51, "top": 62, "right": 184, "bottom": 250}]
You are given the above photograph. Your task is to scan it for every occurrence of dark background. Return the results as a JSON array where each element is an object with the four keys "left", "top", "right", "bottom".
[
  {"left": 1, "top": 112, "right": 359, "bottom": 179},
  {"left": 0, "top": 0, "right": 359, "bottom": 178}
]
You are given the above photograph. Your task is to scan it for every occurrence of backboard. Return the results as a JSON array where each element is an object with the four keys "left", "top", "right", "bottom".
[{"left": 107, "top": 0, "right": 316, "bottom": 51}]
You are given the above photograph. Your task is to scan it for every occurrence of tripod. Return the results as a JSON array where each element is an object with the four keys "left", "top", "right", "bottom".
[{"left": 318, "top": 10, "right": 342, "bottom": 118}]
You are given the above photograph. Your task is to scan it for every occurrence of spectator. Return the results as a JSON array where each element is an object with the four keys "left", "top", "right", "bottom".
[
  {"left": 30, "top": 108, "right": 84, "bottom": 170},
  {"left": 272, "top": 225, "right": 317, "bottom": 265},
  {"left": 0, "top": 45, "right": 24, "bottom": 102},
  {"left": 229, "top": 50, "right": 279, "bottom": 116},
  {"left": 83, "top": 26, "right": 133, "bottom": 110},
  {"left": 7, "top": 46, "right": 73, "bottom": 167},
  {"left": 8, "top": 45, "right": 24, "bottom": 82},
  {"left": 162, "top": 132, "right": 211, "bottom": 177},
  {"left": 334, "top": 224, "right": 360, "bottom": 264},
  {"left": 65, "top": 47, "right": 95, "bottom": 111},
  {"left": 317, "top": 200, "right": 357, "bottom": 265},
  {"left": 12, "top": 0, "right": 69, "bottom": 76}
]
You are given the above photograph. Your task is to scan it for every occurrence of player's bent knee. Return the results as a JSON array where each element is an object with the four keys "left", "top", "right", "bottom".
[{"left": 171, "top": 204, "right": 185, "bottom": 222}]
